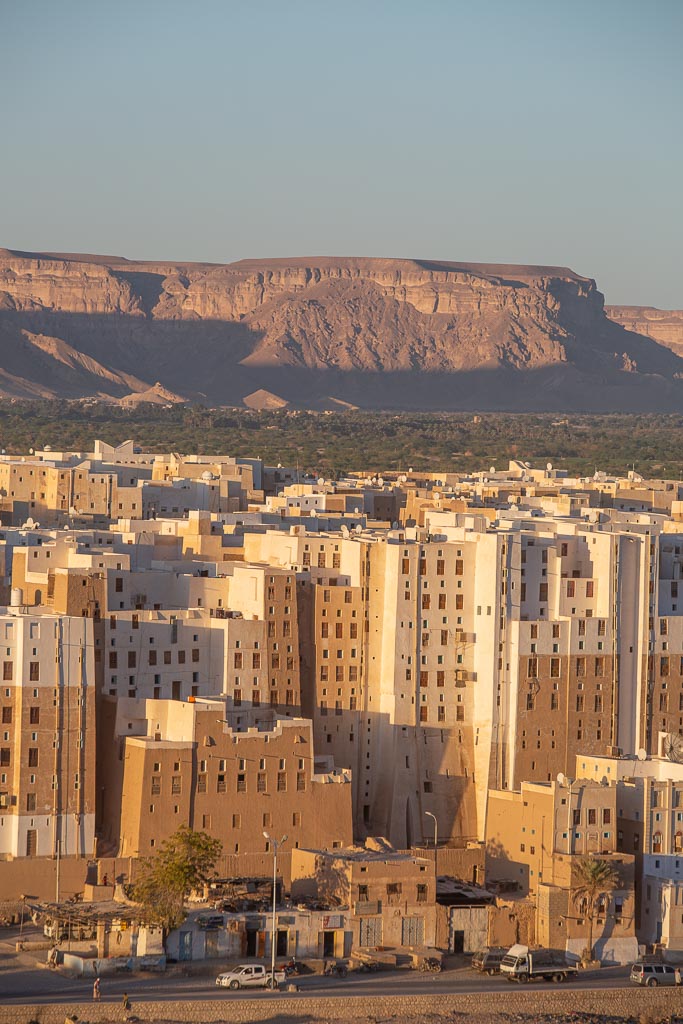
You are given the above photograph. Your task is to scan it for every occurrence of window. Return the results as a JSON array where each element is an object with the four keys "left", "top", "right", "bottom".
[
  {"left": 28, "top": 748, "right": 38, "bottom": 767},
  {"left": 29, "top": 663, "right": 39, "bottom": 681},
  {"left": 29, "top": 706, "right": 39, "bottom": 724},
  {"left": 2, "top": 663, "right": 11, "bottom": 681},
  {"left": 1, "top": 706, "right": 11, "bottom": 724},
  {"left": 550, "top": 658, "right": 560, "bottom": 678}
]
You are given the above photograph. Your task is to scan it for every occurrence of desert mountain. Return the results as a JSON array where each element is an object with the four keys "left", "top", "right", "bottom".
[
  {"left": 606, "top": 306, "right": 683, "bottom": 360},
  {"left": 0, "top": 248, "right": 681, "bottom": 410}
]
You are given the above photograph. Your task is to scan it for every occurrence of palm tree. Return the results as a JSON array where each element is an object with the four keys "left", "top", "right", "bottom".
[{"left": 571, "top": 856, "right": 619, "bottom": 962}]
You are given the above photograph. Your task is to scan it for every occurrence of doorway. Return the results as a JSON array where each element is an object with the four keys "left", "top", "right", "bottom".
[
  {"left": 323, "top": 930, "right": 336, "bottom": 957},
  {"left": 26, "top": 830, "right": 37, "bottom": 857},
  {"left": 453, "top": 930, "right": 465, "bottom": 955},
  {"left": 179, "top": 931, "right": 192, "bottom": 961},
  {"left": 401, "top": 916, "right": 424, "bottom": 947},
  {"left": 277, "top": 929, "right": 288, "bottom": 956},
  {"left": 246, "top": 927, "right": 257, "bottom": 957}
]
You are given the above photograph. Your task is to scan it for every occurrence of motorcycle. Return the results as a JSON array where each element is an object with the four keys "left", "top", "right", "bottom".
[
  {"left": 357, "top": 959, "right": 380, "bottom": 973},
  {"left": 324, "top": 961, "right": 348, "bottom": 978},
  {"left": 418, "top": 956, "right": 441, "bottom": 973},
  {"left": 284, "top": 958, "right": 304, "bottom": 977}
]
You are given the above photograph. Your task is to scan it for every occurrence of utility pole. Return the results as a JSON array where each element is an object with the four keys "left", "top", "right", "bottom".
[
  {"left": 263, "top": 832, "right": 287, "bottom": 986},
  {"left": 425, "top": 811, "right": 438, "bottom": 850}
]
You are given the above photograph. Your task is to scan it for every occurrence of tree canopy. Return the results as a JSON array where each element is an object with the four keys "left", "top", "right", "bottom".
[
  {"left": 571, "top": 856, "right": 619, "bottom": 961},
  {"left": 131, "top": 826, "right": 222, "bottom": 933}
]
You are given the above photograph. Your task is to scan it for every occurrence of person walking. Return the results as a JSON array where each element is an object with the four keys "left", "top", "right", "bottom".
[
  {"left": 122, "top": 992, "right": 131, "bottom": 1011},
  {"left": 92, "top": 976, "right": 101, "bottom": 1001},
  {"left": 675, "top": 966, "right": 681, "bottom": 986}
]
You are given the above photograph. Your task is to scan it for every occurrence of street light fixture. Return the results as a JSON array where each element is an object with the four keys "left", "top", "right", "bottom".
[
  {"left": 263, "top": 832, "right": 287, "bottom": 987},
  {"left": 425, "top": 811, "right": 438, "bottom": 850}
]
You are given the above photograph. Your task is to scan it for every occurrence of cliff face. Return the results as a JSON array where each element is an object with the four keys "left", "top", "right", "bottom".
[
  {"left": 606, "top": 306, "right": 683, "bottom": 359},
  {"left": 0, "top": 249, "right": 681, "bottom": 410}
]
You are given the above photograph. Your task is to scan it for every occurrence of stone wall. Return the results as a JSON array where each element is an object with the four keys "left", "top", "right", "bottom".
[{"left": 1, "top": 990, "right": 682, "bottom": 1024}]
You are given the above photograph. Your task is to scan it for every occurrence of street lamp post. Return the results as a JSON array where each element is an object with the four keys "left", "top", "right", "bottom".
[
  {"left": 263, "top": 832, "right": 287, "bottom": 986},
  {"left": 566, "top": 778, "right": 575, "bottom": 855},
  {"left": 425, "top": 811, "right": 437, "bottom": 850}
]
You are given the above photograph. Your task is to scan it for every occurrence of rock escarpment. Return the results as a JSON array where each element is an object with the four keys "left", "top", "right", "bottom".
[
  {"left": 606, "top": 305, "right": 683, "bottom": 359},
  {"left": 0, "top": 249, "right": 681, "bottom": 410}
]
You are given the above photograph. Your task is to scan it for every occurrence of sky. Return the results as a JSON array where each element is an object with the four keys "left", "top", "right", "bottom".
[{"left": 1, "top": 0, "right": 681, "bottom": 307}]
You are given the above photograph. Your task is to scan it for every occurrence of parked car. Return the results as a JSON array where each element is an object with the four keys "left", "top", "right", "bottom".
[
  {"left": 215, "top": 964, "right": 286, "bottom": 989},
  {"left": 471, "top": 948, "right": 508, "bottom": 975},
  {"left": 630, "top": 962, "right": 680, "bottom": 987}
]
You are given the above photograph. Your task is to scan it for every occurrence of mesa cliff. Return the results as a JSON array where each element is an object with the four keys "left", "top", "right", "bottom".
[
  {"left": 0, "top": 249, "right": 681, "bottom": 410},
  {"left": 606, "top": 305, "right": 683, "bottom": 359}
]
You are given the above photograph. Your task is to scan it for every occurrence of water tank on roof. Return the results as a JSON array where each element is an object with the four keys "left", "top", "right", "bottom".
[{"left": 10, "top": 588, "right": 23, "bottom": 608}]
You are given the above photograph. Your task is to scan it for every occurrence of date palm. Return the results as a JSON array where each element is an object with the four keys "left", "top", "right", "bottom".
[{"left": 571, "top": 856, "right": 619, "bottom": 962}]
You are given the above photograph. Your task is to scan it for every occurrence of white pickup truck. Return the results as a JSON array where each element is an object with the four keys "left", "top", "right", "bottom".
[
  {"left": 499, "top": 944, "right": 578, "bottom": 983},
  {"left": 215, "top": 963, "right": 286, "bottom": 989}
]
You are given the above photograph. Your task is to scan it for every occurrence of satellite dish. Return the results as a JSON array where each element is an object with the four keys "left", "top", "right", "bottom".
[
  {"left": 434, "top": 492, "right": 441, "bottom": 500},
  {"left": 409, "top": 467, "right": 413, "bottom": 473},
  {"left": 547, "top": 462, "right": 553, "bottom": 472},
  {"left": 354, "top": 525, "right": 362, "bottom": 535},
  {"left": 318, "top": 478, "right": 325, "bottom": 486},
  {"left": 354, "top": 508, "right": 360, "bottom": 515},
  {"left": 378, "top": 477, "right": 384, "bottom": 487},
  {"left": 637, "top": 748, "right": 647, "bottom": 761},
  {"left": 399, "top": 474, "right": 407, "bottom": 483},
  {"left": 490, "top": 466, "right": 495, "bottom": 474},
  {"left": 341, "top": 525, "right": 349, "bottom": 538},
  {"left": 663, "top": 734, "right": 683, "bottom": 763},
  {"left": 391, "top": 521, "right": 399, "bottom": 529},
  {"left": 556, "top": 772, "right": 566, "bottom": 786}
]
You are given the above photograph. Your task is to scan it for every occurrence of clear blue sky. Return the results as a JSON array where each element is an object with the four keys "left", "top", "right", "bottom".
[{"left": 1, "top": 0, "right": 681, "bottom": 306}]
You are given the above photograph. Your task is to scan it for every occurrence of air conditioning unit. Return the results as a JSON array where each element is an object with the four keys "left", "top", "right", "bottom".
[{"left": 0, "top": 793, "right": 9, "bottom": 807}]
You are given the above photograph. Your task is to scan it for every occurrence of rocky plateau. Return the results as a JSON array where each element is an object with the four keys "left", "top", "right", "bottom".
[{"left": 0, "top": 248, "right": 681, "bottom": 410}]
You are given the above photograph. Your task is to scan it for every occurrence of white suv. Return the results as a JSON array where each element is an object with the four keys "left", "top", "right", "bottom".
[
  {"left": 216, "top": 964, "right": 285, "bottom": 989},
  {"left": 630, "top": 962, "right": 679, "bottom": 987}
]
